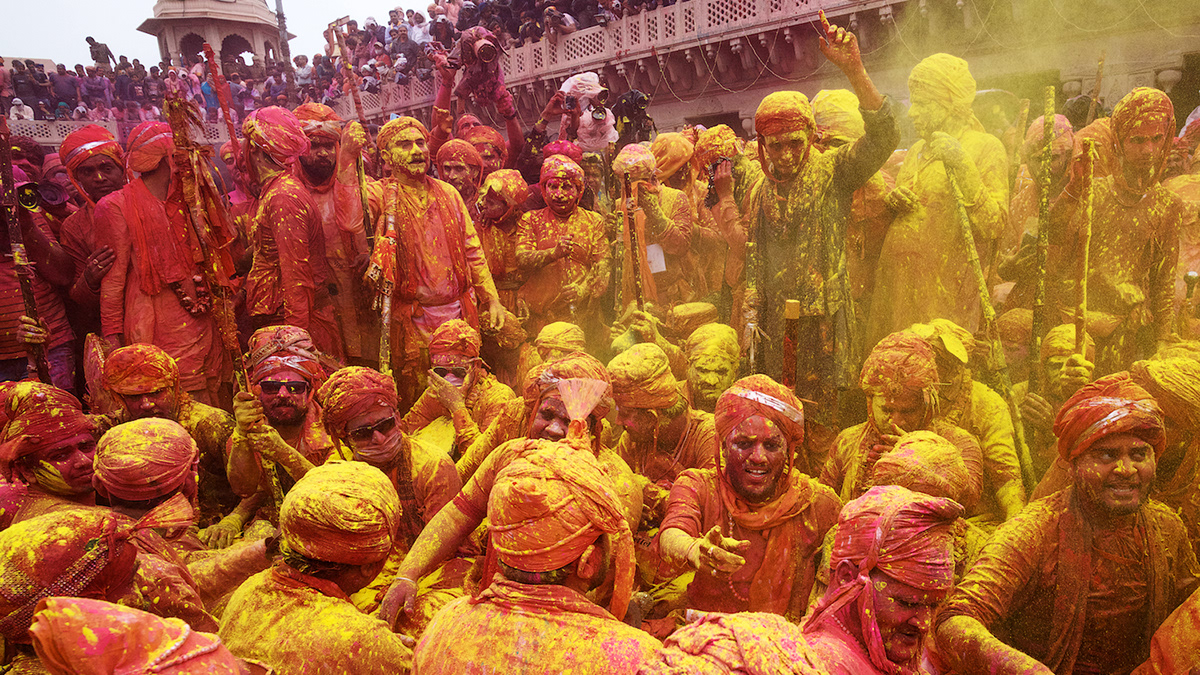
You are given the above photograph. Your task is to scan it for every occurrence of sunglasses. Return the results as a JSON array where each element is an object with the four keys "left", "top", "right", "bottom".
[
  {"left": 258, "top": 380, "right": 310, "bottom": 395},
  {"left": 433, "top": 365, "right": 469, "bottom": 379},
  {"left": 347, "top": 416, "right": 397, "bottom": 443}
]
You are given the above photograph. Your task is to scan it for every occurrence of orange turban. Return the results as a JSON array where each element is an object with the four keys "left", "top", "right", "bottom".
[
  {"left": 535, "top": 322, "right": 586, "bottom": 356},
  {"left": 544, "top": 140, "right": 583, "bottom": 165},
  {"left": 804, "top": 486, "right": 962, "bottom": 674},
  {"left": 93, "top": 418, "right": 198, "bottom": 503},
  {"left": 520, "top": 353, "right": 612, "bottom": 436},
  {"left": 293, "top": 102, "right": 344, "bottom": 141},
  {"left": 436, "top": 138, "right": 484, "bottom": 173},
  {"left": 650, "top": 132, "right": 694, "bottom": 180},
  {"left": 31, "top": 597, "right": 243, "bottom": 674},
  {"left": 871, "top": 430, "right": 971, "bottom": 504},
  {"left": 641, "top": 612, "right": 821, "bottom": 674},
  {"left": 611, "top": 143, "right": 657, "bottom": 179},
  {"left": 0, "top": 382, "right": 96, "bottom": 481},
  {"left": 317, "top": 366, "right": 398, "bottom": 438},
  {"left": 478, "top": 169, "right": 529, "bottom": 211},
  {"left": 755, "top": 91, "right": 815, "bottom": 139},
  {"left": 462, "top": 124, "right": 506, "bottom": 164},
  {"left": 715, "top": 374, "right": 805, "bottom": 468},
  {"left": 692, "top": 124, "right": 741, "bottom": 173},
  {"left": 1131, "top": 358, "right": 1200, "bottom": 430},
  {"left": 488, "top": 440, "right": 636, "bottom": 620},
  {"left": 860, "top": 332, "right": 940, "bottom": 397},
  {"left": 539, "top": 154, "right": 583, "bottom": 189},
  {"left": 908, "top": 53, "right": 978, "bottom": 123},
  {"left": 242, "top": 106, "right": 311, "bottom": 165},
  {"left": 104, "top": 343, "right": 178, "bottom": 396},
  {"left": 245, "top": 325, "right": 326, "bottom": 385},
  {"left": 59, "top": 125, "right": 124, "bottom": 204},
  {"left": 125, "top": 121, "right": 172, "bottom": 174},
  {"left": 1052, "top": 373, "right": 1165, "bottom": 462},
  {"left": 280, "top": 460, "right": 400, "bottom": 565},
  {"left": 813, "top": 89, "right": 865, "bottom": 143},
  {"left": 429, "top": 318, "right": 482, "bottom": 358},
  {"left": 608, "top": 343, "right": 680, "bottom": 411}
]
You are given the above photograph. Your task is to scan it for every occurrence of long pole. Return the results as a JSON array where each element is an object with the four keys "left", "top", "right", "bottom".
[
  {"left": 0, "top": 118, "right": 50, "bottom": 383},
  {"left": 1084, "top": 51, "right": 1106, "bottom": 126},
  {"left": 330, "top": 16, "right": 375, "bottom": 242},
  {"left": 203, "top": 43, "right": 241, "bottom": 157},
  {"left": 1028, "top": 86, "right": 1055, "bottom": 396},
  {"left": 1074, "top": 139, "right": 1096, "bottom": 355},
  {"left": 623, "top": 173, "right": 645, "bottom": 312},
  {"left": 275, "top": 0, "right": 298, "bottom": 105}
]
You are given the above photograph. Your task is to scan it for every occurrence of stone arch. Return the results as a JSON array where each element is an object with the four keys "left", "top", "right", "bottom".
[
  {"left": 221, "top": 33, "right": 255, "bottom": 75},
  {"left": 179, "top": 33, "right": 206, "bottom": 66},
  {"left": 263, "top": 39, "right": 277, "bottom": 64}
]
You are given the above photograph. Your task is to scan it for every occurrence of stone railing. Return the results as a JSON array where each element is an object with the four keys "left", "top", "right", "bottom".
[
  {"left": 332, "top": 0, "right": 881, "bottom": 120},
  {"left": 11, "top": 118, "right": 234, "bottom": 149}
]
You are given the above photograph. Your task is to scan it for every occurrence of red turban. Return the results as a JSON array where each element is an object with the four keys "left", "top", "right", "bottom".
[
  {"left": 436, "top": 138, "right": 484, "bottom": 172},
  {"left": 379, "top": 116, "right": 430, "bottom": 152},
  {"left": 478, "top": 169, "right": 529, "bottom": 212},
  {"left": 317, "top": 366, "right": 398, "bottom": 438},
  {"left": 755, "top": 91, "right": 815, "bottom": 139},
  {"left": 871, "top": 430, "right": 971, "bottom": 504},
  {"left": 539, "top": 154, "right": 583, "bottom": 190},
  {"left": 488, "top": 440, "right": 636, "bottom": 620},
  {"left": 0, "top": 382, "right": 96, "bottom": 481},
  {"left": 714, "top": 374, "right": 805, "bottom": 464},
  {"left": 860, "top": 332, "right": 940, "bottom": 397},
  {"left": 104, "top": 344, "right": 178, "bottom": 396},
  {"left": 59, "top": 125, "right": 124, "bottom": 204},
  {"left": 804, "top": 485, "right": 962, "bottom": 674},
  {"left": 31, "top": 597, "right": 244, "bottom": 674},
  {"left": 1053, "top": 373, "right": 1165, "bottom": 463},
  {"left": 125, "top": 121, "right": 172, "bottom": 174},
  {"left": 245, "top": 325, "right": 326, "bottom": 385},
  {"left": 543, "top": 139, "right": 583, "bottom": 165},
  {"left": 280, "top": 460, "right": 400, "bottom": 565},
  {"left": 608, "top": 343, "right": 680, "bottom": 411},
  {"left": 93, "top": 418, "right": 198, "bottom": 503},
  {"left": 462, "top": 124, "right": 507, "bottom": 164},
  {"left": 0, "top": 499, "right": 193, "bottom": 643},
  {"left": 428, "top": 318, "right": 482, "bottom": 358},
  {"left": 219, "top": 141, "right": 235, "bottom": 164},
  {"left": 293, "top": 102, "right": 344, "bottom": 141},
  {"left": 242, "top": 106, "right": 311, "bottom": 165},
  {"left": 642, "top": 612, "right": 821, "bottom": 674}
]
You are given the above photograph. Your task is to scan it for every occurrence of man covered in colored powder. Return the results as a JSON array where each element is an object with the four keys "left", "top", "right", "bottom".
[
  {"left": 868, "top": 53, "right": 1009, "bottom": 346},
  {"left": 292, "top": 102, "right": 380, "bottom": 366},
  {"left": 742, "top": 16, "right": 899, "bottom": 428},
  {"left": 822, "top": 331, "right": 984, "bottom": 510},
  {"left": 94, "top": 121, "right": 225, "bottom": 404},
  {"left": 414, "top": 441, "right": 661, "bottom": 673},
  {"left": 683, "top": 323, "right": 741, "bottom": 414},
  {"left": 366, "top": 116, "right": 504, "bottom": 411},
  {"left": 1013, "top": 323, "right": 1095, "bottom": 480},
  {"left": 514, "top": 154, "right": 610, "bottom": 339},
  {"left": 657, "top": 375, "right": 840, "bottom": 620},
  {"left": 219, "top": 461, "right": 414, "bottom": 673},
  {"left": 241, "top": 106, "right": 343, "bottom": 359},
  {"left": 474, "top": 169, "right": 530, "bottom": 315},
  {"left": 1049, "top": 87, "right": 1183, "bottom": 373},
  {"left": 435, "top": 139, "right": 484, "bottom": 222},
  {"left": 936, "top": 375, "right": 1200, "bottom": 674}
]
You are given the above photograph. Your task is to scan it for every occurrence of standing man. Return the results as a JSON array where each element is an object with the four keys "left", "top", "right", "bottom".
[
  {"left": 475, "top": 169, "right": 530, "bottom": 314},
  {"left": 48, "top": 64, "right": 81, "bottom": 111},
  {"left": 86, "top": 37, "right": 117, "bottom": 71}
]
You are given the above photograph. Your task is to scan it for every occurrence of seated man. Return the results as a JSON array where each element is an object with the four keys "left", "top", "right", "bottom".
[
  {"left": 400, "top": 319, "right": 516, "bottom": 460},
  {"left": 682, "top": 323, "right": 740, "bottom": 414},
  {"left": 219, "top": 461, "right": 413, "bottom": 672},
  {"left": 415, "top": 441, "right": 660, "bottom": 673},
  {"left": 658, "top": 375, "right": 840, "bottom": 620},
  {"left": 822, "top": 331, "right": 983, "bottom": 512},
  {"left": 103, "top": 344, "right": 239, "bottom": 531},
  {"left": 227, "top": 326, "right": 348, "bottom": 519},
  {"left": 0, "top": 382, "right": 98, "bottom": 528},
  {"left": 936, "top": 378, "right": 1200, "bottom": 674}
]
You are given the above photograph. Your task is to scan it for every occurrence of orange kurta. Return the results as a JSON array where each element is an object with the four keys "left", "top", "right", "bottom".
[{"left": 515, "top": 206, "right": 609, "bottom": 335}]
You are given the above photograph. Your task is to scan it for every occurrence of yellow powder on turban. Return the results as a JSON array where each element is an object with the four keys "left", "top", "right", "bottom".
[
  {"left": 280, "top": 460, "right": 400, "bottom": 565},
  {"left": 608, "top": 343, "right": 680, "bottom": 410}
]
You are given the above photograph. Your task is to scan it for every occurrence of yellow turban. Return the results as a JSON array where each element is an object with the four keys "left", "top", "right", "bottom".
[
  {"left": 1040, "top": 323, "right": 1094, "bottom": 363},
  {"left": 908, "top": 53, "right": 979, "bottom": 124},
  {"left": 684, "top": 323, "right": 740, "bottom": 363},
  {"left": 813, "top": 89, "right": 865, "bottom": 143},
  {"left": 535, "top": 321, "right": 586, "bottom": 356},
  {"left": 608, "top": 343, "right": 680, "bottom": 410},
  {"left": 280, "top": 460, "right": 400, "bottom": 565},
  {"left": 871, "top": 430, "right": 971, "bottom": 505},
  {"left": 378, "top": 116, "right": 429, "bottom": 153},
  {"left": 692, "top": 124, "right": 742, "bottom": 174},
  {"left": 650, "top": 132, "right": 694, "bottom": 181}
]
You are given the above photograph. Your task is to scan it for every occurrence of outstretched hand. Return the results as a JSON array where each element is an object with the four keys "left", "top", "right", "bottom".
[
  {"left": 688, "top": 525, "right": 751, "bottom": 574},
  {"left": 817, "top": 10, "right": 862, "bottom": 73}
]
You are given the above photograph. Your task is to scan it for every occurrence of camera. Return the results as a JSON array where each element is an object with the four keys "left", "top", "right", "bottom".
[
  {"left": 563, "top": 95, "right": 577, "bottom": 111},
  {"left": 473, "top": 38, "right": 498, "bottom": 63}
]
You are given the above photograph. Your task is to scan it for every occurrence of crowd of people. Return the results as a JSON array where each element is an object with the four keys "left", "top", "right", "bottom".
[{"left": 3, "top": 11, "right": 1200, "bottom": 675}]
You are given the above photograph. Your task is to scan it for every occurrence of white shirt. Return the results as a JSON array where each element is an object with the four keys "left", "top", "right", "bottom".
[{"left": 8, "top": 104, "right": 34, "bottom": 120}]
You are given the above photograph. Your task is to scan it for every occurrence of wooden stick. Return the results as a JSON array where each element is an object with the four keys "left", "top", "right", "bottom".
[
  {"left": 1075, "top": 139, "right": 1095, "bottom": 355},
  {"left": 1028, "top": 85, "right": 1055, "bottom": 396},
  {"left": 1085, "top": 51, "right": 1106, "bottom": 126}
]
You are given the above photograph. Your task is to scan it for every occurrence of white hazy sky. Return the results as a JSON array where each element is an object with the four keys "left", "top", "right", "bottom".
[{"left": 4, "top": 0, "right": 419, "bottom": 67}]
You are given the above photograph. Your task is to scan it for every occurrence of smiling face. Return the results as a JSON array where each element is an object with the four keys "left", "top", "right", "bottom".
[
  {"left": 1073, "top": 431, "right": 1156, "bottom": 518},
  {"left": 386, "top": 127, "right": 429, "bottom": 179},
  {"left": 543, "top": 176, "right": 581, "bottom": 217},
  {"left": 867, "top": 570, "right": 948, "bottom": 666},
  {"left": 723, "top": 414, "right": 788, "bottom": 503}
]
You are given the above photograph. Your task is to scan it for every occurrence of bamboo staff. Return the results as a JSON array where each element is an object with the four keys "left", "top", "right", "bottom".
[
  {"left": 1028, "top": 86, "right": 1055, "bottom": 396},
  {"left": 1085, "top": 51, "right": 1106, "bottom": 126},
  {"left": 1075, "top": 139, "right": 1096, "bottom": 355},
  {"left": 329, "top": 18, "right": 376, "bottom": 251},
  {"left": 375, "top": 182, "right": 398, "bottom": 376},
  {"left": 202, "top": 43, "right": 241, "bottom": 162},
  {"left": 622, "top": 173, "right": 645, "bottom": 311}
]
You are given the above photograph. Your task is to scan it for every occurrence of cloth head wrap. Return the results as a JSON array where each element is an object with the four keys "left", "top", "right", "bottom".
[
  {"left": 436, "top": 138, "right": 484, "bottom": 173},
  {"left": 608, "top": 343, "right": 680, "bottom": 411},
  {"left": 1074, "top": 117, "right": 1117, "bottom": 179},
  {"left": 1053, "top": 373, "right": 1165, "bottom": 462},
  {"left": 871, "top": 430, "right": 971, "bottom": 504},
  {"left": 685, "top": 323, "right": 740, "bottom": 363},
  {"left": 539, "top": 154, "right": 584, "bottom": 189},
  {"left": 755, "top": 91, "right": 815, "bottom": 139},
  {"left": 280, "top": 460, "right": 400, "bottom": 565},
  {"left": 803, "top": 485, "right": 963, "bottom": 674},
  {"left": 104, "top": 344, "right": 178, "bottom": 396},
  {"left": 317, "top": 366, "right": 399, "bottom": 438},
  {"left": 997, "top": 308, "right": 1033, "bottom": 352},
  {"left": 0, "top": 499, "right": 193, "bottom": 643},
  {"left": 31, "top": 597, "right": 243, "bottom": 674},
  {"left": 378, "top": 116, "right": 430, "bottom": 154},
  {"left": 559, "top": 72, "right": 607, "bottom": 101},
  {"left": 640, "top": 612, "right": 823, "bottom": 674},
  {"left": 813, "top": 89, "right": 865, "bottom": 143},
  {"left": 125, "top": 121, "right": 172, "bottom": 174},
  {"left": 535, "top": 322, "right": 586, "bottom": 356},
  {"left": 242, "top": 106, "right": 311, "bottom": 165},
  {"left": 1130, "top": 358, "right": 1200, "bottom": 429},
  {"left": 1021, "top": 114, "right": 1074, "bottom": 164},
  {"left": 907, "top": 53, "right": 979, "bottom": 123},
  {"left": 93, "top": 418, "right": 198, "bottom": 503},
  {"left": 692, "top": 124, "right": 742, "bottom": 174},
  {"left": 0, "top": 383, "right": 96, "bottom": 481},
  {"left": 611, "top": 143, "right": 657, "bottom": 180},
  {"left": 1110, "top": 87, "right": 1175, "bottom": 187},
  {"left": 428, "top": 318, "right": 482, "bottom": 358},
  {"left": 715, "top": 374, "right": 805, "bottom": 472},
  {"left": 1040, "top": 323, "right": 1094, "bottom": 363},
  {"left": 908, "top": 319, "right": 974, "bottom": 365},
  {"left": 488, "top": 440, "right": 636, "bottom": 620},
  {"left": 293, "top": 102, "right": 344, "bottom": 141},
  {"left": 478, "top": 169, "right": 528, "bottom": 210},
  {"left": 58, "top": 125, "right": 124, "bottom": 203},
  {"left": 462, "top": 124, "right": 506, "bottom": 164},
  {"left": 650, "top": 132, "right": 694, "bottom": 180},
  {"left": 543, "top": 140, "right": 583, "bottom": 165},
  {"left": 520, "top": 353, "right": 612, "bottom": 434},
  {"left": 668, "top": 303, "right": 719, "bottom": 340},
  {"left": 860, "top": 332, "right": 940, "bottom": 398},
  {"left": 245, "top": 325, "right": 325, "bottom": 385},
  {"left": 219, "top": 141, "right": 235, "bottom": 164}
]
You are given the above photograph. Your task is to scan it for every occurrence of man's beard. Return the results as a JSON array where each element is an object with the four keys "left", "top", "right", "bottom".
[
  {"left": 265, "top": 401, "right": 307, "bottom": 427},
  {"left": 300, "top": 158, "right": 335, "bottom": 184}
]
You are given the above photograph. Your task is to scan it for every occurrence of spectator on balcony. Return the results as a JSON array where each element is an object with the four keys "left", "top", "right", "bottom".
[
  {"left": 409, "top": 11, "right": 433, "bottom": 44},
  {"left": 87, "top": 98, "right": 115, "bottom": 122},
  {"left": 71, "top": 102, "right": 89, "bottom": 121},
  {"left": 81, "top": 66, "right": 110, "bottom": 108},
  {"left": 7, "top": 97, "right": 33, "bottom": 121},
  {"left": 86, "top": 36, "right": 118, "bottom": 71},
  {"left": 388, "top": 9, "right": 406, "bottom": 41},
  {"left": 201, "top": 77, "right": 219, "bottom": 122},
  {"left": 542, "top": 6, "right": 577, "bottom": 41},
  {"left": 144, "top": 67, "right": 163, "bottom": 106},
  {"left": 430, "top": 14, "right": 457, "bottom": 49},
  {"left": 515, "top": 10, "right": 544, "bottom": 46},
  {"left": 163, "top": 68, "right": 186, "bottom": 100},
  {"left": 227, "top": 72, "right": 246, "bottom": 121},
  {"left": 0, "top": 59, "right": 13, "bottom": 115},
  {"left": 360, "top": 64, "right": 382, "bottom": 94},
  {"left": 390, "top": 30, "right": 422, "bottom": 78},
  {"left": 294, "top": 55, "right": 314, "bottom": 88},
  {"left": 265, "top": 66, "right": 288, "bottom": 100},
  {"left": 364, "top": 16, "right": 388, "bottom": 45}
]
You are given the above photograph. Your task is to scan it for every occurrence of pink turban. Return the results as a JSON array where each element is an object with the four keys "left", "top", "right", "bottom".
[
  {"left": 544, "top": 139, "right": 583, "bottom": 165},
  {"left": 317, "top": 366, "right": 398, "bottom": 438},
  {"left": 0, "top": 382, "right": 96, "bottom": 481},
  {"left": 1053, "top": 373, "right": 1165, "bottom": 463},
  {"left": 462, "top": 124, "right": 507, "bottom": 164},
  {"left": 539, "top": 154, "right": 583, "bottom": 189},
  {"left": 243, "top": 106, "right": 312, "bottom": 165},
  {"left": 755, "top": 91, "right": 815, "bottom": 138},
  {"left": 245, "top": 325, "right": 326, "bottom": 385},
  {"left": 860, "top": 332, "right": 940, "bottom": 397},
  {"left": 93, "top": 418, "right": 198, "bottom": 503}
]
